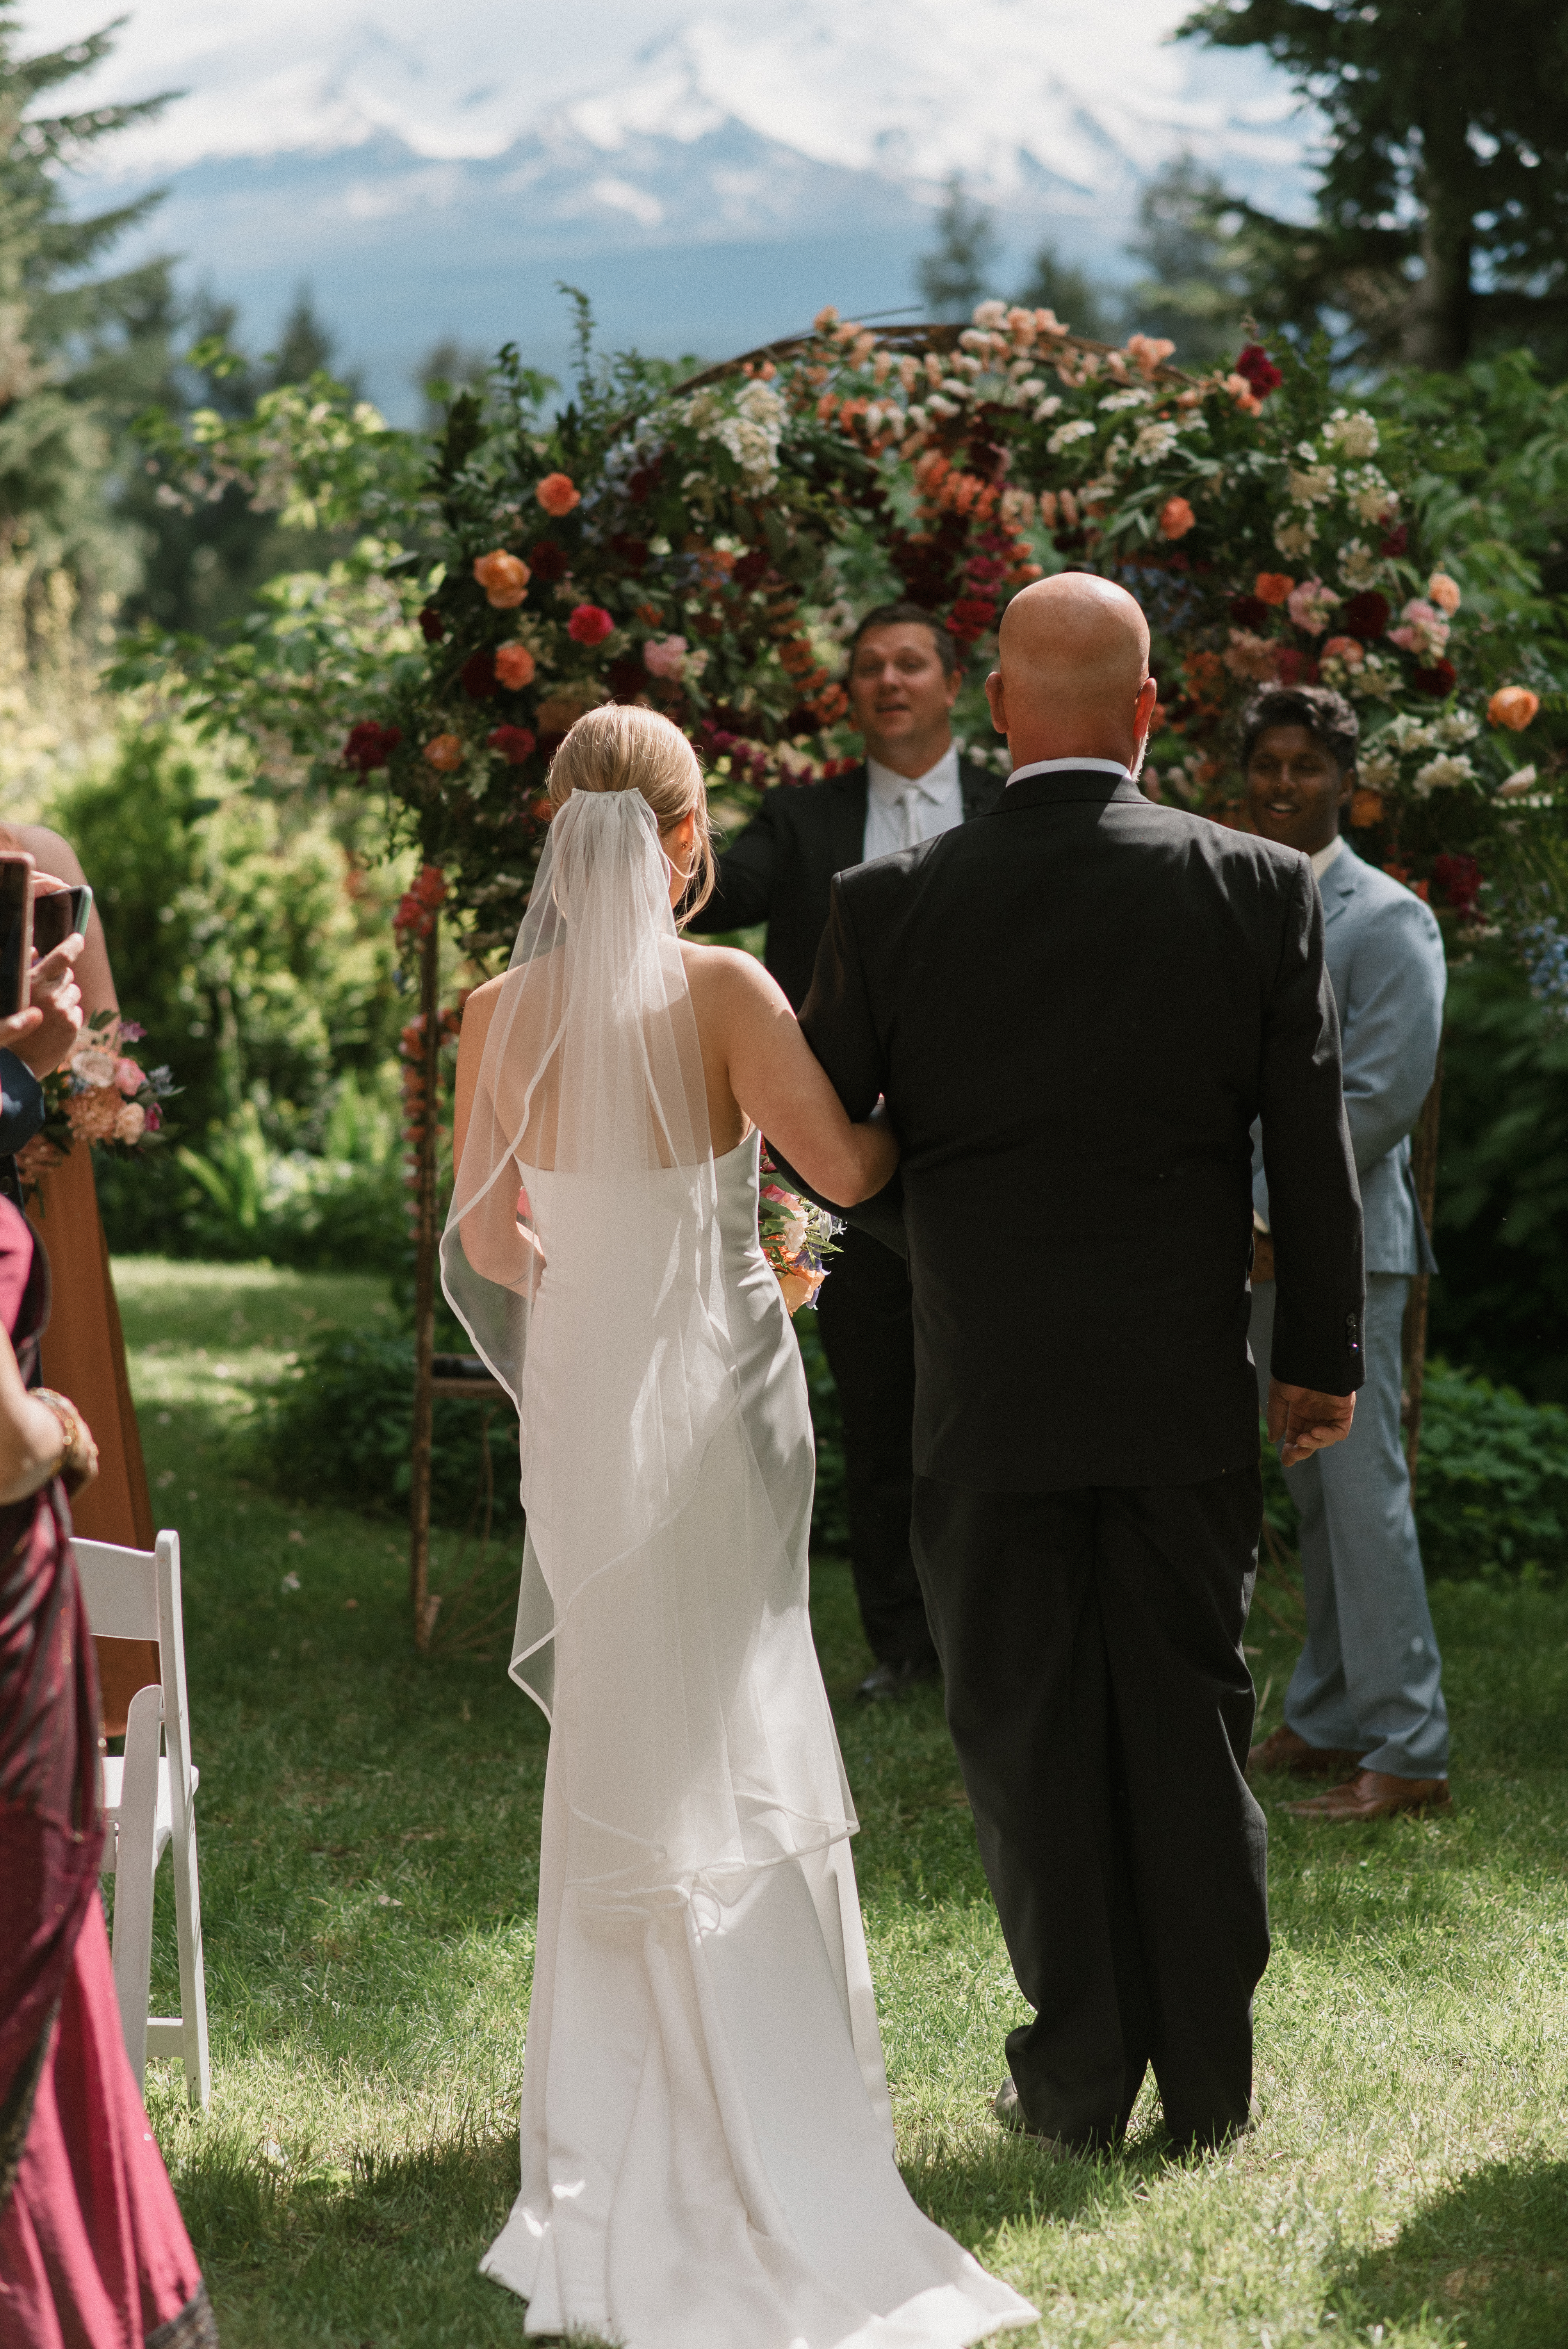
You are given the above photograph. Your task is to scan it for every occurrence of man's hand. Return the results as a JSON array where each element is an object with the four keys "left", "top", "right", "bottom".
[
  {"left": 1268, "top": 1379, "right": 1356, "bottom": 1468},
  {"left": 4, "top": 935, "right": 84, "bottom": 1079}
]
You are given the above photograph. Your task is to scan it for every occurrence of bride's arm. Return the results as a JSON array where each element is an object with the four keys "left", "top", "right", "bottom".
[
  {"left": 700, "top": 950, "right": 898, "bottom": 1205},
  {"left": 453, "top": 981, "right": 544, "bottom": 1291}
]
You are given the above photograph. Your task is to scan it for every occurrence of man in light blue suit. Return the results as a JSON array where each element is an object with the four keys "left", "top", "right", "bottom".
[{"left": 1241, "top": 685, "right": 1451, "bottom": 1822}]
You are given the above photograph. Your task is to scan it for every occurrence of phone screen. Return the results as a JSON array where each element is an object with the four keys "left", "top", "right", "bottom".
[
  {"left": 31, "top": 885, "right": 91, "bottom": 961},
  {"left": 0, "top": 856, "right": 33, "bottom": 1019}
]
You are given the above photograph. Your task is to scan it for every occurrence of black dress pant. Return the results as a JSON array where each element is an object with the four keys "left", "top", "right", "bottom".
[
  {"left": 815, "top": 1229, "right": 937, "bottom": 1668},
  {"left": 911, "top": 1467, "right": 1270, "bottom": 2151}
]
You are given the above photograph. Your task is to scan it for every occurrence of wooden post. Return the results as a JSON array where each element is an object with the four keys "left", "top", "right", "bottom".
[
  {"left": 1401, "top": 1042, "right": 1445, "bottom": 1502},
  {"left": 409, "top": 909, "right": 442, "bottom": 1652}
]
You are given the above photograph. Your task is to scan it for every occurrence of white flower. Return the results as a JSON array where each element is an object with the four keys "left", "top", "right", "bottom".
[
  {"left": 71, "top": 1047, "right": 117, "bottom": 1087},
  {"left": 1359, "top": 745, "right": 1399, "bottom": 790},
  {"left": 1352, "top": 656, "right": 1398, "bottom": 703},
  {"left": 1132, "top": 420, "right": 1180, "bottom": 465},
  {"left": 1324, "top": 408, "right": 1380, "bottom": 458},
  {"left": 1436, "top": 709, "right": 1480, "bottom": 745},
  {"left": 1099, "top": 388, "right": 1151, "bottom": 412},
  {"left": 1033, "top": 395, "right": 1062, "bottom": 422},
  {"left": 1338, "top": 539, "right": 1379, "bottom": 591},
  {"left": 1047, "top": 418, "right": 1096, "bottom": 453},
  {"left": 926, "top": 394, "right": 960, "bottom": 419},
  {"left": 1387, "top": 713, "right": 1438, "bottom": 752},
  {"left": 971, "top": 299, "right": 1009, "bottom": 329},
  {"left": 1497, "top": 764, "right": 1538, "bottom": 797},
  {"left": 1274, "top": 514, "right": 1317, "bottom": 558},
  {"left": 1288, "top": 463, "right": 1337, "bottom": 506},
  {"left": 1351, "top": 468, "right": 1396, "bottom": 524},
  {"left": 1413, "top": 752, "right": 1475, "bottom": 796}
]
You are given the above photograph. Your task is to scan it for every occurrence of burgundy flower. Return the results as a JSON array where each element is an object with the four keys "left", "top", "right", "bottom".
[
  {"left": 607, "top": 655, "right": 645, "bottom": 700},
  {"left": 461, "top": 651, "right": 498, "bottom": 699},
  {"left": 417, "top": 606, "right": 445, "bottom": 643},
  {"left": 733, "top": 549, "right": 771, "bottom": 591},
  {"left": 567, "top": 604, "right": 615, "bottom": 647},
  {"left": 627, "top": 459, "right": 663, "bottom": 504},
  {"left": 609, "top": 534, "right": 649, "bottom": 574},
  {"left": 948, "top": 594, "right": 998, "bottom": 643},
  {"left": 1275, "top": 648, "right": 1320, "bottom": 687},
  {"left": 965, "top": 556, "right": 1007, "bottom": 586},
  {"left": 529, "top": 540, "right": 570, "bottom": 585},
  {"left": 342, "top": 719, "right": 402, "bottom": 773},
  {"left": 1235, "top": 342, "right": 1283, "bottom": 398},
  {"left": 1229, "top": 594, "right": 1271, "bottom": 630},
  {"left": 1380, "top": 523, "right": 1409, "bottom": 559},
  {"left": 1413, "top": 658, "right": 1457, "bottom": 697},
  {"left": 1343, "top": 591, "right": 1390, "bottom": 644},
  {"left": 1431, "top": 852, "right": 1484, "bottom": 917},
  {"left": 487, "top": 724, "right": 536, "bottom": 766}
]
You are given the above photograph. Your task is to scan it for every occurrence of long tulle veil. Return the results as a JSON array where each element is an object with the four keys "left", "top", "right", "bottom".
[{"left": 441, "top": 788, "right": 855, "bottom": 1911}]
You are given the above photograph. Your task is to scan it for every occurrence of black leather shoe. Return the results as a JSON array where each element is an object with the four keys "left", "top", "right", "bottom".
[
  {"left": 855, "top": 1657, "right": 942, "bottom": 1702},
  {"left": 991, "top": 2077, "right": 1067, "bottom": 2152}
]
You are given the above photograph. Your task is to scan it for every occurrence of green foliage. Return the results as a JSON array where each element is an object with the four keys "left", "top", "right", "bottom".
[
  {"left": 1180, "top": 0, "right": 1568, "bottom": 369},
  {"left": 171, "top": 1085, "right": 407, "bottom": 1271},
  {"left": 0, "top": 6, "right": 175, "bottom": 609},
  {"left": 1012, "top": 243, "right": 1114, "bottom": 345},
  {"left": 1428, "top": 947, "right": 1568, "bottom": 1400},
  {"left": 1121, "top": 155, "right": 1258, "bottom": 371}
]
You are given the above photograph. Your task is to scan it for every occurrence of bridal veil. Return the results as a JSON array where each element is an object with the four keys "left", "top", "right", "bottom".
[{"left": 440, "top": 786, "right": 855, "bottom": 1914}]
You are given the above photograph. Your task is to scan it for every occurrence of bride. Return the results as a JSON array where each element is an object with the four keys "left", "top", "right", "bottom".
[{"left": 444, "top": 706, "right": 1035, "bottom": 2348}]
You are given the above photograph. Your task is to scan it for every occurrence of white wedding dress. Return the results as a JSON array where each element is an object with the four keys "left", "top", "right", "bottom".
[{"left": 442, "top": 790, "right": 1035, "bottom": 2349}]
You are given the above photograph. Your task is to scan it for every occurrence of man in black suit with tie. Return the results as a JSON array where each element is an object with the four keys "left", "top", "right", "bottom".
[
  {"left": 788, "top": 574, "right": 1365, "bottom": 2153},
  {"left": 691, "top": 602, "right": 1003, "bottom": 1697}
]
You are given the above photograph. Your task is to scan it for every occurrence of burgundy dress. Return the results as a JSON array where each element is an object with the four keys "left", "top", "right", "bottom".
[{"left": 0, "top": 1198, "right": 215, "bottom": 2347}]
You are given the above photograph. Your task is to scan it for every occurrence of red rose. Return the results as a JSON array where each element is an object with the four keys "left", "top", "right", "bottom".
[
  {"left": 1431, "top": 852, "right": 1484, "bottom": 917},
  {"left": 1229, "top": 594, "right": 1271, "bottom": 629},
  {"left": 1343, "top": 591, "right": 1390, "bottom": 643},
  {"left": 342, "top": 720, "right": 401, "bottom": 773},
  {"left": 529, "top": 540, "right": 570, "bottom": 585},
  {"left": 487, "top": 725, "right": 537, "bottom": 766},
  {"left": 461, "top": 651, "right": 497, "bottom": 699},
  {"left": 1235, "top": 342, "right": 1283, "bottom": 398},
  {"left": 1275, "top": 648, "right": 1320, "bottom": 687},
  {"left": 567, "top": 604, "right": 615, "bottom": 646},
  {"left": 1413, "top": 659, "right": 1457, "bottom": 697},
  {"left": 1380, "top": 523, "right": 1409, "bottom": 558}
]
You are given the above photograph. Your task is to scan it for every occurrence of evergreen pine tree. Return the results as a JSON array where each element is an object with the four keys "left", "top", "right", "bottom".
[
  {"left": 1180, "top": 0, "right": 1568, "bottom": 369},
  {"left": 916, "top": 177, "right": 1001, "bottom": 321},
  {"left": 1014, "top": 242, "right": 1114, "bottom": 344}
]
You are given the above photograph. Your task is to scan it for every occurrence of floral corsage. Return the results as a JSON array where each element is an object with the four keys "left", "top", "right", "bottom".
[{"left": 758, "top": 1148, "right": 842, "bottom": 1315}]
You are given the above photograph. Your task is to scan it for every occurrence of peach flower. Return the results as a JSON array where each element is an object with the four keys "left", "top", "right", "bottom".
[
  {"left": 1158, "top": 495, "right": 1196, "bottom": 540},
  {"left": 423, "top": 734, "right": 465, "bottom": 771},
  {"left": 536, "top": 474, "right": 582, "bottom": 517},
  {"left": 114, "top": 1100, "right": 147, "bottom": 1145},
  {"left": 472, "top": 551, "right": 530, "bottom": 608},
  {"left": 1349, "top": 788, "right": 1384, "bottom": 828},
  {"left": 1253, "top": 572, "right": 1295, "bottom": 606},
  {"left": 1321, "top": 635, "right": 1365, "bottom": 670},
  {"left": 1427, "top": 571, "right": 1462, "bottom": 614},
  {"left": 494, "top": 642, "right": 537, "bottom": 690},
  {"left": 1488, "top": 686, "right": 1539, "bottom": 732}
]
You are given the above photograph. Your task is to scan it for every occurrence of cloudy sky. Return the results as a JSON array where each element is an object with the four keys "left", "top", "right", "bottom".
[{"left": 30, "top": 2, "right": 1315, "bottom": 411}]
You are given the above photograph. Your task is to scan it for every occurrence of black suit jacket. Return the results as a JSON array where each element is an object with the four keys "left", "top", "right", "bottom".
[
  {"left": 790, "top": 768, "right": 1365, "bottom": 1493},
  {"left": 690, "top": 758, "right": 1002, "bottom": 1010}
]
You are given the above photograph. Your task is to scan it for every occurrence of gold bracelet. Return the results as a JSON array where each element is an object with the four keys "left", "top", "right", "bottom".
[{"left": 32, "top": 1387, "right": 84, "bottom": 1477}]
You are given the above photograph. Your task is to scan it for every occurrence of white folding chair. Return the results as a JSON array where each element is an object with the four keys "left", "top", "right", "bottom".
[{"left": 75, "top": 1529, "right": 210, "bottom": 2108}]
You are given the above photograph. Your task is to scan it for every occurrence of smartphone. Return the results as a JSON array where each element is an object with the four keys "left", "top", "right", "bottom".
[
  {"left": 32, "top": 884, "right": 92, "bottom": 960},
  {"left": 0, "top": 852, "right": 34, "bottom": 1018}
]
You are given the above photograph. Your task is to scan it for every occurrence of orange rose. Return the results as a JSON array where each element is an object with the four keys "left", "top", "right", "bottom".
[
  {"left": 1427, "top": 571, "right": 1462, "bottom": 615},
  {"left": 1349, "top": 788, "right": 1385, "bottom": 828},
  {"left": 423, "top": 734, "right": 464, "bottom": 771},
  {"left": 1254, "top": 572, "right": 1295, "bottom": 605},
  {"left": 536, "top": 473, "right": 581, "bottom": 517},
  {"left": 494, "top": 642, "right": 536, "bottom": 690},
  {"left": 473, "top": 551, "right": 530, "bottom": 608},
  {"left": 1158, "top": 496, "right": 1196, "bottom": 540},
  {"left": 1488, "top": 685, "right": 1540, "bottom": 732}
]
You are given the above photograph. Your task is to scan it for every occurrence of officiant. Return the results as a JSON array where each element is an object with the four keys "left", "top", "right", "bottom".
[{"left": 690, "top": 604, "right": 1003, "bottom": 1697}]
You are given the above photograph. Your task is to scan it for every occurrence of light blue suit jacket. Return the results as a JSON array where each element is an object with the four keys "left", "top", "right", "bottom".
[{"left": 1254, "top": 843, "right": 1445, "bottom": 1275}]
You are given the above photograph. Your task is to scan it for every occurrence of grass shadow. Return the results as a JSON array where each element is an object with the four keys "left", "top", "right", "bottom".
[{"left": 1334, "top": 2155, "right": 1568, "bottom": 2349}]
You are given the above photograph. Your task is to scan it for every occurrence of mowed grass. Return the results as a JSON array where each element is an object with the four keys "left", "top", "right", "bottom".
[{"left": 114, "top": 1257, "right": 1568, "bottom": 2348}]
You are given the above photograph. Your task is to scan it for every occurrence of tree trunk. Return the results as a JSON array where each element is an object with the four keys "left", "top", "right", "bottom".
[
  {"left": 408, "top": 912, "right": 442, "bottom": 1653},
  {"left": 1401, "top": 1045, "right": 1445, "bottom": 1503},
  {"left": 1401, "top": 151, "right": 1474, "bottom": 370}
]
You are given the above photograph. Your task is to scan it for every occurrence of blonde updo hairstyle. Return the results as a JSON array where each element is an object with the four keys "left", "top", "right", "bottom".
[{"left": 547, "top": 704, "right": 715, "bottom": 927}]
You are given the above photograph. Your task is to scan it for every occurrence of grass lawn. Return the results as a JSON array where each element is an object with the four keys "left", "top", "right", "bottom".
[{"left": 114, "top": 1257, "right": 1568, "bottom": 2348}]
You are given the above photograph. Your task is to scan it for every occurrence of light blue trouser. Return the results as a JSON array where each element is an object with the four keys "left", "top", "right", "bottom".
[{"left": 1250, "top": 1274, "right": 1450, "bottom": 1780}]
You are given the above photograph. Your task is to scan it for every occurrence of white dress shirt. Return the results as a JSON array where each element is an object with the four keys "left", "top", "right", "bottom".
[
  {"left": 864, "top": 744, "right": 964, "bottom": 860},
  {"left": 1310, "top": 835, "right": 1345, "bottom": 881},
  {"left": 1006, "top": 756, "right": 1133, "bottom": 787}
]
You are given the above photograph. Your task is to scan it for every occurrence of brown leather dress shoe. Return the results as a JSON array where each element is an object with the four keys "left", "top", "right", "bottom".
[
  {"left": 1285, "top": 1769, "right": 1452, "bottom": 1822},
  {"left": 1247, "top": 1723, "right": 1368, "bottom": 1780}
]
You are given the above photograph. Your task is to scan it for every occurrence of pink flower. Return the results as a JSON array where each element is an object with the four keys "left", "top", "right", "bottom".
[
  {"left": 1389, "top": 597, "right": 1450, "bottom": 663},
  {"left": 1286, "top": 577, "right": 1340, "bottom": 637},
  {"left": 567, "top": 604, "right": 615, "bottom": 646},
  {"left": 144, "top": 1103, "right": 162, "bottom": 1132},
  {"left": 113, "top": 1057, "right": 146, "bottom": 1096},
  {"left": 1222, "top": 629, "right": 1282, "bottom": 683},
  {"left": 1321, "top": 635, "right": 1365, "bottom": 670},
  {"left": 642, "top": 634, "right": 689, "bottom": 680}
]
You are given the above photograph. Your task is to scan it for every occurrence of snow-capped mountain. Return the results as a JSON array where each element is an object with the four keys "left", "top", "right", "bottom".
[{"left": 37, "top": 0, "right": 1313, "bottom": 415}]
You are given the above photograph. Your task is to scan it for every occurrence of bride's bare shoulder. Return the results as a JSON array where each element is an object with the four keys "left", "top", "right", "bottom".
[
  {"left": 680, "top": 940, "right": 777, "bottom": 1007},
  {"left": 460, "top": 974, "right": 507, "bottom": 1034}
]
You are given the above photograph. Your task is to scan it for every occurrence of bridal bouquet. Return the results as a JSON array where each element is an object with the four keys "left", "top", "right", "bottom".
[
  {"left": 758, "top": 1151, "right": 841, "bottom": 1314},
  {"left": 38, "top": 1013, "right": 178, "bottom": 1157}
]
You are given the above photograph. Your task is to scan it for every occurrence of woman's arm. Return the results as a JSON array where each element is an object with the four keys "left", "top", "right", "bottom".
[
  {"left": 14, "top": 825, "right": 117, "bottom": 1019},
  {"left": 452, "top": 980, "right": 543, "bottom": 1294},
  {"left": 702, "top": 950, "right": 898, "bottom": 1205},
  {"left": 0, "top": 1326, "right": 90, "bottom": 1505}
]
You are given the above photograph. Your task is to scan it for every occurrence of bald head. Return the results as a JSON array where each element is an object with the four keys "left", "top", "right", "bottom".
[{"left": 987, "top": 574, "right": 1157, "bottom": 773}]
